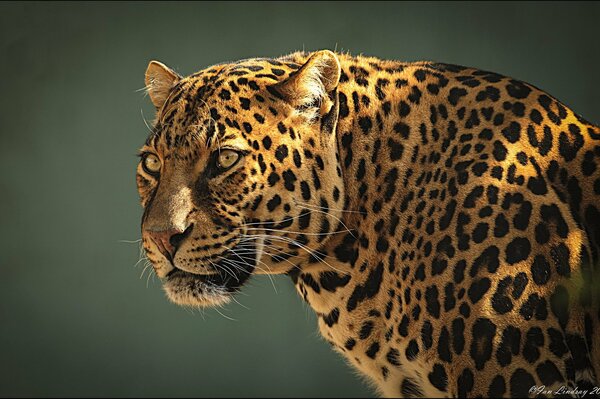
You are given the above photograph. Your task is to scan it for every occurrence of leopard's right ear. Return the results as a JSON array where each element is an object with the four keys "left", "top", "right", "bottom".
[
  {"left": 274, "top": 50, "right": 341, "bottom": 122},
  {"left": 145, "top": 61, "right": 181, "bottom": 109}
]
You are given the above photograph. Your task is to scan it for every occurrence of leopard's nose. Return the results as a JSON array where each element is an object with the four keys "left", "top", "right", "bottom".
[{"left": 146, "top": 224, "right": 193, "bottom": 261}]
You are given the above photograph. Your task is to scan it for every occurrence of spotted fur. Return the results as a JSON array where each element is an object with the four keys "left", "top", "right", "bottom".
[{"left": 137, "top": 50, "right": 600, "bottom": 397}]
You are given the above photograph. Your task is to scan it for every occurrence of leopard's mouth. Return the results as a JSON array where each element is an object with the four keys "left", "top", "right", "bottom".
[{"left": 161, "top": 241, "right": 258, "bottom": 307}]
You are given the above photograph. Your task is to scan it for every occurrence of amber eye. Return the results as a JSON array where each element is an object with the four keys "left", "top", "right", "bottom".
[
  {"left": 142, "top": 153, "right": 161, "bottom": 175},
  {"left": 217, "top": 149, "right": 240, "bottom": 170}
]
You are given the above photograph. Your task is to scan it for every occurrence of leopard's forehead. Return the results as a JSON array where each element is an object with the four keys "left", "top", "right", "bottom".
[{"left": 145, "top": 57, "right": 303, "bottom": 158}]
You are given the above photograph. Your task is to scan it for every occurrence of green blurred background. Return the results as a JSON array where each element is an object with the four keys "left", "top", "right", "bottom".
[{"left": 1, "top": 1, "right": 600, "bottom": 397}]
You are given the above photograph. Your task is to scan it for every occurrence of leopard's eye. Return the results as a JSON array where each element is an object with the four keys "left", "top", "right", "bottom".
[
  {"left": 217, "top": 150, "right": 240, "bottom": 170},
  {"left": 142, "top": 153, "right": 161, "bottom": 175}
]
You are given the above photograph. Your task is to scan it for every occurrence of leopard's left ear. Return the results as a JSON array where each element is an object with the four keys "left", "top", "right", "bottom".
[
  {"left": 274, "top": 50, "right": 341, "bottom": 120},
  {"left": 145, "top": 60, "right": 181, "bottom": 109}
]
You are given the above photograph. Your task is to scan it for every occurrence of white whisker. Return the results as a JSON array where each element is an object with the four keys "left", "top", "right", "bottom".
[
  {"left": 213, "top": 307, "right": 237, "bottom": 322},
  {"left": 294, "top": 200, "right": 366, "bottom": 215},
  {"left": 119, "top": 239, "right": 142, "bottom": 244},
  {"left": 294, "top": 203, "right": 356, "bottom": 238},
  {"left": 238, "top": 233, "right": 344, "bottom": 274}
]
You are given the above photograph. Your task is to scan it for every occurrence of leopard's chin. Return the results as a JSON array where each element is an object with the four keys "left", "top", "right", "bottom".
[
  {"left": 160, "top": 241, "right": 259, "bottom": 308},
  {"left": 163, "top": 271, "right": 233, "bottom": 307}
]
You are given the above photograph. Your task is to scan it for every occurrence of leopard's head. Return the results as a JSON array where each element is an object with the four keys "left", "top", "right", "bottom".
[{"left": 136, "top": 51, "right": 345, "bottom": 307}]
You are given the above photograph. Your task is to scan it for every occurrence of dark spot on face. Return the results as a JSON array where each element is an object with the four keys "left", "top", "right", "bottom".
[
  {"left": 292, "top": 149, "right": 302, "bottom": 168},
  {"left": 282, "top": 170, "right": 297, "bottom": 191},
  {"left": 300, "top": 181, "right": 311, "bottom": 200},
  {"left": 266, "top": 195, "right": 281, "bottom": 211},
  {"left": 267, "top": 172, "right": 280, "bottom": 187},
  {"left": 239, "top": 97, "right": 251, "bottom": 110},
  {"left": 261, "top": 136, "right": 272, "bottom": 150},
  {"left": 254, "top": 114, "right": 265, "bottom": 124},
  {"left": 275, "top": 145, "right": 288, "bottom": 162},
  {"left": 277, "top": 121, "right": 287, "bottom": 134}
]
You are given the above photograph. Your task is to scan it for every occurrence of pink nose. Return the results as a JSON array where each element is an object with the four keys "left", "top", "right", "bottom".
[{"left": 146, "top": 225, "right": 192, "bottom": 261}]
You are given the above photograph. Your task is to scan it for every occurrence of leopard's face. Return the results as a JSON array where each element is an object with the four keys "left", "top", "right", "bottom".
[{"left": 136, "top": 52, "right": 344, "bottom": 307}]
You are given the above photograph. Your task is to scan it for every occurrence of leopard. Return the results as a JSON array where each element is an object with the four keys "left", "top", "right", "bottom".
[{"left": 136, "top": 49, "right": 600, "bottom": 397}]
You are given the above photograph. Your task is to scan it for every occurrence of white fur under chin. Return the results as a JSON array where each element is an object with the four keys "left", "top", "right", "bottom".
[{"left": 163, "top": 278, "right": 232, "bottom": 308}]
